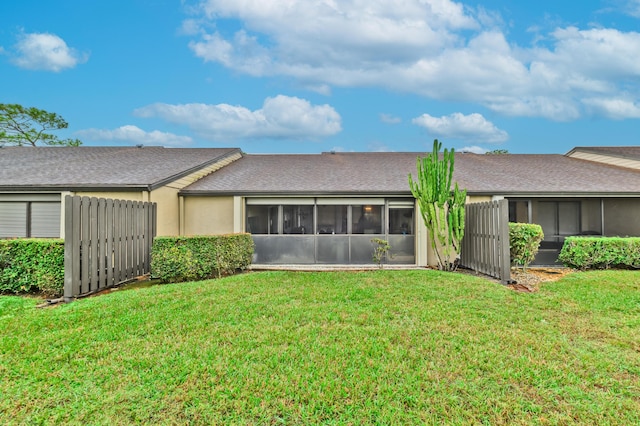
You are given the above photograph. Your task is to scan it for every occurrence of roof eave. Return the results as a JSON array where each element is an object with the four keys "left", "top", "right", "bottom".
[
  {"left": 0, "top": 184, "right": 152, "bottom": 192},
  {"left": 472, "top": 190, "right": 640, "bottom": 198},
  {"left": 179, "top": 189, "right": 413, "bottom": 197}
]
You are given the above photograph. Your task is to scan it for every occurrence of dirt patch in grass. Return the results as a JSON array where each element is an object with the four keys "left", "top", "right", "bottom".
[
  {"left": 457, "top": 266, "right": 574, "bottom": 292},
  {"left": 509, "top": 267, "right": 573, "bottom": 292}
]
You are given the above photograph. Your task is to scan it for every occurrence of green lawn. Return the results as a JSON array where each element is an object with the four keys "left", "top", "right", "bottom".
[{"left": 1, "top": 270, "right": 639, "bottom": 425}]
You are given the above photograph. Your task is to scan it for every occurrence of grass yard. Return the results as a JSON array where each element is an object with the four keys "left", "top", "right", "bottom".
[{"left": 1, "top": 269, "right": 639, "bottom": 424}]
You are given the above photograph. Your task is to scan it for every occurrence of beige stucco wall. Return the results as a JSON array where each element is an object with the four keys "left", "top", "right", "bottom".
[
  {"left": 467, "top": 195, "right": 493, "bottom": 203},
  {"left": 183, "top": 196, "right": 237, "bottom": 235},
  {"left": 73, "top": 189, "right": 180, "bottom": 236},
  {"left": 150, "top": 186, "right": 181, "bottom": 236}
]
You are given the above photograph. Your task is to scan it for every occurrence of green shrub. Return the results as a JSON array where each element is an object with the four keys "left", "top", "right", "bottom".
[
  {"left": 509, "top": 222, "right": 544, "bottom": 269},
  {"left": 0, "top": 239, "right": 64, "bottom": 296},
  {"left": 151, "top": 234, "right": 254, "bottom": 283},
  {"left": 558, "top": 236, "right": 640, "bottom": 270}
]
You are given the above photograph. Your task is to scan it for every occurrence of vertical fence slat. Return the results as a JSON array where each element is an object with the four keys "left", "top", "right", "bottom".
[
  {"left": 79, "top": 197, "right": 90, "bottom": 294},
  {"left": 499, "top": 199, "right": 511, "bottom": 283},
  {"left": 105, "top": 199, "right": 114, "bottom": 288},
  {"left": 97, "top": 198, "right": 107, "bottom": 290},
  {"left": 126, "top": 200, "right": 134, "bottom": 279},
  {"left": 64, "top": 195, "right": 81, "bottom": 302},
  {"left": 133, "top": 201, "right": 138, "bottom": 278},
  {"left": 135, "top": 202, "right": 142, "bottom": 276},
  {"left": 117, "top": 199, "right": 126, "bottom": 284},
  {"left": 89, "top": 197, "right": 99, "bottom": 292},
  {"left": 63, "top": 196, "right": 73, "bottom": 301}
]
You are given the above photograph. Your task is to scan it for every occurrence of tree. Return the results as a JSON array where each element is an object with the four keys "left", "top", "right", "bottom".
[
  {"left": 408, "top": 139, "right": 467, "bottom": 271},
  {"left": 0, "top": 103, "right": 82, "bottom": 147},
  {"left": 486, "top": 149, "right": 509, "bottom": 154}
]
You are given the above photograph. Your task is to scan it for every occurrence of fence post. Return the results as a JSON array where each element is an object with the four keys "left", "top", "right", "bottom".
[
  {"left": 63, "top": 195, "right": 74, "bottom": 302},
  {"left": 63, "top": 196, "right": 81, "bottom": 301},
  {"left": 498, "top": 199, "right": 511, "bottom": 284}
]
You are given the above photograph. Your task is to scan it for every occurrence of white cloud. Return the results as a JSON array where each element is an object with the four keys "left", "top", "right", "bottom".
[
  {"left": 185, "top": 0, "right": 640, "bottom": 121},
  {"left": 11, "top": 32, "right": 88, "bottom": 72},
  {"left": 582, "top": 97, "right": 640, "bottom": 119},
  {"left": 134, "top": 95, "right": 342, "bottom": 140},
  {"left": 189, "top": 30, "right": 271, "bottom": 76},
  {"left": 380, "top": 113, "right": 402, "bottom": 124},
  {"left": 412, "top": 112, "right": 508, "bottom": 143},
  {"left": 179, "top": 19, "right": 203, "bottom": 36},
  {"left": 189, "top": 0, "right": 476, "bottom": 74},
  {"left": 75, "top": 125, "right": 193, "bottom": 147},
  {"left": 622, "top": 0, "right": 640, "bottom": 17}
]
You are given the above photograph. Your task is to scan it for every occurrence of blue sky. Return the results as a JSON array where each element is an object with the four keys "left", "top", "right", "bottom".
[{"left": 1, "top": 0, "right": 640, "bottom": 154}]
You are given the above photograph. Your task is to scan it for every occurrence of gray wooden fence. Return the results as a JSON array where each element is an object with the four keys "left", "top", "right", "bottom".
[
  {"left": 460, "top": 199, "right": 511, "bottom": 283},
  {"left": 63, "top": 196, "right": 157, "bottom": 301}
]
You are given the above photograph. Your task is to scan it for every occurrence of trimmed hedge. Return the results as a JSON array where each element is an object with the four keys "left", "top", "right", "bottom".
[
  {"left": 0, "top": 239, "right": 65, "bottom": 296},
  {"left": 151, "top": 234, "right": 254, "bottom": 283},
  {"left": 558, "top": 236, "right": 640, "bottom": 270},
  {"left": 509, "top": 222, "right": 544, "bottom": 269}
]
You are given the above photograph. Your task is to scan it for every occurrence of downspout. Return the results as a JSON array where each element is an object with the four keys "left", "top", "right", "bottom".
[
  {"left": 179, "top": 195, "right": 185, "bottom": 236},
  {"left": 600, "top": 198, "right": 605, "bottom": 236}
]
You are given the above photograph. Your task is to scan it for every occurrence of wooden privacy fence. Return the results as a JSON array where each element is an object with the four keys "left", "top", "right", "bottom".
[
  {"left": 64, "top": 196, "right": 157, "bottom": 301},
  {"left": 460, "top": 199, "right": 511, "bottom": 283}
]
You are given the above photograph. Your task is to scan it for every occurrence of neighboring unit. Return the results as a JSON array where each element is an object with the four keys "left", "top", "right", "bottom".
[{"left": 0, "top": 146, "right": 242, "bottom": 238}]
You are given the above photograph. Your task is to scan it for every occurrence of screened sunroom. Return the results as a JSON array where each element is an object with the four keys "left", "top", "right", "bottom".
[
  {"left": 508, "top": 197, "right": 640, "bottom": 265},
  {"left": 246, "top": 197, "right": 416, "bottom": 265}
]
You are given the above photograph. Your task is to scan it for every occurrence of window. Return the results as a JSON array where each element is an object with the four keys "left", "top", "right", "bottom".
[
  {"left": 283, "top": 205, "right": 313, "bottom": 234},
  {"left": 316, "top": 205, "right": 347, "bottom": 234},
  {"left": 389, "top": 207, "right": 413, "bottom": 235},
  {"left": 352, "top": 205, "right": 383, "bottom": 234},
  {"left": 508, "top": 200, "right": 530, "bottom": 223},
  {"left": 0, "top": 202, "right": 28, "bottom": 238},
  {"left": 246, "top": 205, "right": 278, "bottom": 234},
  {"left": 538, "top": 201, "right": 580, "bottom": 242},
  {"left": 0, "top": 201, "right": 60, "bottom": 238}
]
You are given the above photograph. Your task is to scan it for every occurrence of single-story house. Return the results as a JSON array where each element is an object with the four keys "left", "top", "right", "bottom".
[
  {"left": 0, "top": 146, "right": 242, "bottom": 238},
  {"left": 2, "top": 145, "right": 639, "bottom": 266},
  {"left": 178, "top": 148, "right": 640, "bottom": 266}
]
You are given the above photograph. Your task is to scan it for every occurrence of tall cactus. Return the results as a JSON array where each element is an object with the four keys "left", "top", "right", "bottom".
[{"left": 409, "top": 140, "right": 467, "bottom": 271}]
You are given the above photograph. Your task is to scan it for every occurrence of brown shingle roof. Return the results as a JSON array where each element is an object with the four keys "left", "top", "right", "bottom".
[
  {"left": 0, "top": 146, "right": 241, "bottom": 190},
  {"left": 181, "top": 151, "right": 640, "bottom": 196}
]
